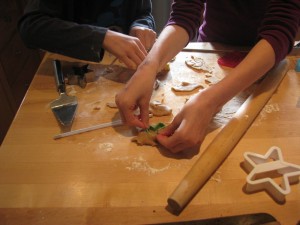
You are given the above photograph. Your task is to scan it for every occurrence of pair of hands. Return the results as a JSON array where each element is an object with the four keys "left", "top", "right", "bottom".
[
  {"left": 115, "top": 64, "right": 219, "bottom": 153},
  {"left": 103, "top": 26, "right": 156, "bottom": 69},
  {"left": 104, "top": 26, "right": 219, "bottom": 153},
  {"left": 114, "top": 35, "right": 276, "bottom": 153}
]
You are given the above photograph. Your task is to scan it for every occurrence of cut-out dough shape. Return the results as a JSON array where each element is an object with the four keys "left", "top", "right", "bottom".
[
  {"left": 132, "top": 123, "right": 166, "bottom": 146},
  {"left": 243, "top": 146, "right": 300, "bottom": 203},
  {"left": 185, "top": 55, "right": 213, "bottom": 73},
  {"left": 171, "top": 81, "right": 204, "bottom": 92},
  {"left": 132, "top": 130, "right": 157, "bottom": 146},
  {"left": 149, "top": 100, "right": 172, "bottom": 116}
]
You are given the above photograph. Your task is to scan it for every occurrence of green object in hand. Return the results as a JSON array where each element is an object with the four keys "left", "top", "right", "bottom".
[
  {"left": 146, "top": 122, "right": 166, "bottom": 133},
  {"left": 132, "top": 122, "right": 166, "bottom": 146}
]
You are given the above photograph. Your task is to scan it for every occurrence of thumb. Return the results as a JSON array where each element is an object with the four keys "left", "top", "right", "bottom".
[
  {"left": 158, "top": 120, "right": 180, "bottom": 137},
  {"left": 138, "top": 102, "right": 150, "bottom": 128}
]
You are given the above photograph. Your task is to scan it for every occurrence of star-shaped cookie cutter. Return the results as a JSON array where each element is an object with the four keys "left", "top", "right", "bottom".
[{"left": 243, "top": 146, "right": 300, "bottom": 203}]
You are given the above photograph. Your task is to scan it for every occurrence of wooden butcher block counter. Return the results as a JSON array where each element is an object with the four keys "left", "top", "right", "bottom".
[{"left": 0, "top": 43, "right": 299, "bottom": 225}]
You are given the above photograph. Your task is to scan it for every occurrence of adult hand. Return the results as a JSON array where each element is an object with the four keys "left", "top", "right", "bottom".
[
  {"left": 115, "top": 63, "right": 157, "bottom": 128},
  {"left": 129, "top": 26, "right": 156, "bottom": 51},
  {"left": 103, "top": 30, "right": 147, "bottom": 69},
  {"left": 156, "top": 92, "right": 219, "bottom": 153}
]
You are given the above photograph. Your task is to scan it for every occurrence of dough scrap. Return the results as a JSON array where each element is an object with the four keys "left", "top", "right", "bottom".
[
  {"left": 106, "top": 102, "right": 118, "bottom": 108},
  {"left": 153, "top": 79, "right": 160, "bottom": 90},
  {"left": 185, "top": 55, "right": 213, "bottom": 73},
  {"left": 158, "top": 62, "right": 171, "bottom": 76},
  {"left": 171, "top": 81, "right": 204, "bottom": 92},
  {"left": 91, "top": 100, "right": 101, "bottom": 110},
  {"left": 149, "top": 100, "right": 172, "bottom": 117},
  {"left": 163, "top": 62, "right": 170, "bottom": 71}
]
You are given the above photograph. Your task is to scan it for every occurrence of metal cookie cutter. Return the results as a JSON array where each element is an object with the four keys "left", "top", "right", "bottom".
[{"left": 243, "top": 146, "right": 300, "bottom": 203}]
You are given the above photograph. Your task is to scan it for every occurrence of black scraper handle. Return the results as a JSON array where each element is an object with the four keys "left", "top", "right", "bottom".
[{"left": 53, "top": 60, "right": 66, "bottom": 93}]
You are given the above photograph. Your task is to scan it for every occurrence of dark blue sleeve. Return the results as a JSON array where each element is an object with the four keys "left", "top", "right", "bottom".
[
  {"left": 130, "top": 0, "right": 156, "bottom": 31},
  {"left": 18, "top": 0, "right": 106, "bottom": 62}
]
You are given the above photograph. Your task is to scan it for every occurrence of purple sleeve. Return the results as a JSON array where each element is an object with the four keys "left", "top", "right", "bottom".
[
  {"left": 166, "top": 0, "right": 204, "bottom": 41},
  {"left": 258, "top": 0, "right": 300, "bottom": 64},
  {"left": 167, "top": 0, "right": 300, "bottom": 64}
]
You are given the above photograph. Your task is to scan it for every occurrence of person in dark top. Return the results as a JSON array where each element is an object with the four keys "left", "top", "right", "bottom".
[
  {"left": 116, "top": 0, "right": 300, "bottom": 153},
  {"left": 18, "top": 0, "right": 156, "bottom": 69}
]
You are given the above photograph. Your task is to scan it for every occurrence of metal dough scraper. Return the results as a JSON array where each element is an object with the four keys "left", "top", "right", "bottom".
[{"left": 50, "top": 60, "right": 78, "bottom": 126}]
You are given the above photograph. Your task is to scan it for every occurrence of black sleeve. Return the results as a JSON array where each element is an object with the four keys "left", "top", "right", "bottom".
[{"left": 18, "top": 0, "right": 106, "bottom": 62}]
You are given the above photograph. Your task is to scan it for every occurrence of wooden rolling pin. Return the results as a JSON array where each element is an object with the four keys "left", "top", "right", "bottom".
[{"left": 167, "top": 59, "right": 290, "bottom": 213}]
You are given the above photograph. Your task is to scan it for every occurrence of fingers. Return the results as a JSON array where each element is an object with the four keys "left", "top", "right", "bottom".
[
  {"left": 103, "top": 30, "right": 147, "bottom": 69},
  {"left": 139, "top": 30, "right": 157, "bottom": 51},
  {"left": 117, "top": 104, "right": 146, "bottom": 128},
  {"left": 146, "top": 30, "right": 157, "bottom": 50},
  {"left": 115, "top": 94, "right": 147, "bottom": 129},
  {"left": 156, "top": 119, "right": 182, "bottom": 153},
  {"left": 118, "top": 39, "right": 147, "bottom": 69},
  {"left": 156, "top": 119, "right": 203, "bottom": 153},
  {"left": 156, "top": 133, "right": 185, "bottom": 153},
  {"left": 138, "top": 100, "right": 150, "bottom": 127},
  {"left": 158, "top": 120, "right": 179, "bottom": 136},
  {"left": 156, "top": 133, "right": 189, "bottom": 153},
  {"left": 157, "top": 132, "right": 200, "bottom": 154},
  {"left": 130, "top": 27, "right": 157, "bottom": 51}
]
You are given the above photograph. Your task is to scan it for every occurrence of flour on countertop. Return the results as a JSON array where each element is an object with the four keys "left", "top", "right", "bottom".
[
  {"left": 263, "top": 103, "right": 280, "bottom": 113},
  {"left": 125, "top": 156, "right": 171, "bottom": 175},
  {"left": 77, "top": 111, "right": 91, "bottom": 118},
  {"left": 111, "top": 156, "right": 130, "bottom": 161},
  {"left": 97, "top": 142, "right": 114, "bottom": 152},
  {"left": 255, "top": 103, "right": 280, "bottom": 124},
  {"left": 209, "top": 171, "right": 221, "bottom": 183}
]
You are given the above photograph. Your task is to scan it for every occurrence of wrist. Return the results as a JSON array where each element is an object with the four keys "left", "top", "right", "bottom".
[
  {"left": 194, "top": 87, "right": 225, "bottom": 115},
  {"left": 138, "top": 58, "right": 160, "bottom": 75}
]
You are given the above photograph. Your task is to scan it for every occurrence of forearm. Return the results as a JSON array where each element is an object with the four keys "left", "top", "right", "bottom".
[
  {"left": 198, "top": 39, "right": 276, "bottom": 111},
  {"left": 140, "top": 25, "right": 189, "bottom": 73}
]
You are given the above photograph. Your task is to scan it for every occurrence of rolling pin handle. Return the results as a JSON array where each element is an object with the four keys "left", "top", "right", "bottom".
[{"left": 167, "top": 198, "right": 182, "bottom": 213}]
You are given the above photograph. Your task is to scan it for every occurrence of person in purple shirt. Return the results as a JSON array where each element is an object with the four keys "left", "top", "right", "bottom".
[
  {"left": 18, "top": 0, "right": 156, "bottom": 69},
  {"left": 116, "top": 0, "right": 300, "bottom": 153}
]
